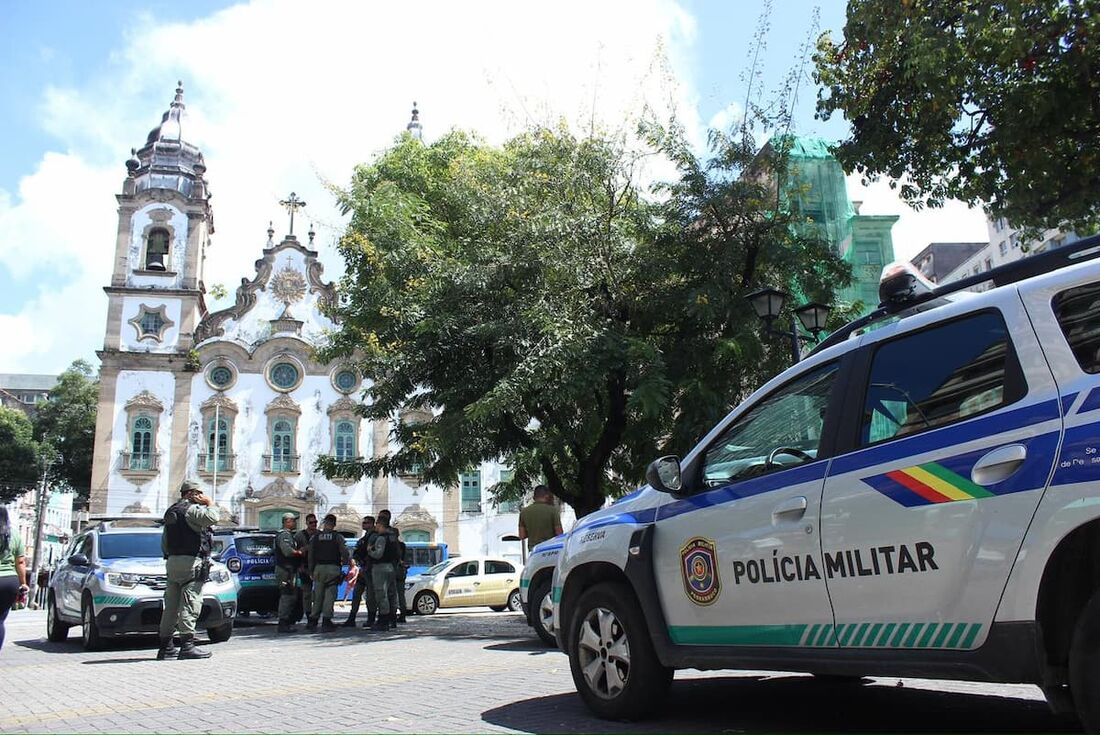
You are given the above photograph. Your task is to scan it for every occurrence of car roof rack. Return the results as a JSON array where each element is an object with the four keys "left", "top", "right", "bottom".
[{"left": 812, "top": 232, "right": 1100, "bottom": 355}]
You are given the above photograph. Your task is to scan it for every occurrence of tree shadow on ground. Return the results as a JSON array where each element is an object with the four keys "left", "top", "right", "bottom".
[{"left": 480, "top": 674, "right": 1082, "bottom": 734}]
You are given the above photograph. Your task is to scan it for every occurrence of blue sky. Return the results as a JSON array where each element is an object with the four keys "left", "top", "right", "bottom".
[{"left": 0, "top": 0, "right": 986, "bottom": 374}]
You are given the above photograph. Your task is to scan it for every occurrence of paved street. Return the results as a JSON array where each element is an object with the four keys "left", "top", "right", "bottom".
[{"left": 0, "top": 607, "right": 1084, "bottom": 733}]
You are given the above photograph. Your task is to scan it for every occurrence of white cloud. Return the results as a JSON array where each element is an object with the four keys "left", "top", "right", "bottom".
[
  {"left": 0, "top": 0, "right": 698, "bottom": 373},
  {"left": 847, "top": 174, "right": 990, "bottom": 263}
]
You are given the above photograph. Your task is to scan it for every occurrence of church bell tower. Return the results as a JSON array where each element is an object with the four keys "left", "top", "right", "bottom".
[{"left": 89, "top": 82, "right": 214, "bottom": 514}]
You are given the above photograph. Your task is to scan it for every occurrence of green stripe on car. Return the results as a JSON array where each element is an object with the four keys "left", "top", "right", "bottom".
[{"left": 667, "top": 621, "right": 983, "bottom": 649}]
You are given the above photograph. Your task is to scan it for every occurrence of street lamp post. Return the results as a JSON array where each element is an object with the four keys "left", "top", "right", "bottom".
[{"left": 746, "top": 288, "right": 832, "bottom": 362}]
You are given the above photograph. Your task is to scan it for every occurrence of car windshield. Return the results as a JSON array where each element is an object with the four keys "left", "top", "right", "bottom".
[
  {"left": 235, "top": 536, "right": 274, "bottom": 557},
  {"left": 423, "top": 561, "right": 451, "bottom": 576},
  {"left": 98, "top": 533, "right": 163, "bottom": 559}
]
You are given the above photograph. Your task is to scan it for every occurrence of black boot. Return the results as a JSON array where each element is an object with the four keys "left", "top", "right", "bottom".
[
  {"left": 306, "top": 617, "right": 318, "bottom": 632},
  {"left": 342, "top": 615, "right": 357, "bottom": 627},
  {"left": 177, "top": 633, "right": 212, "bottom": 660},
  {"left": 321, "top": 617, "right": 337, "bottom": 632},
  {"left": 388, "top": 614, "right": 398, "bottom": 629},
  {"left": 362, "top": 612, "right": 376, "bottom": 629},
  {"left": 369, "top": 614, "right": 389, "bottom": 631},
  {"left": 277, "top": 619, "right": 297, "bottom": 633},
  {"left": 155, "top": 636, "right": 178, "bottom": 660}
]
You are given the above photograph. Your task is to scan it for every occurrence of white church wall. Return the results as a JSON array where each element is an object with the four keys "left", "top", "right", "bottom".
[
  {"left": 188, "top": 372, "right": 372, "bottom": 518},
  {"left": 127, "top": 203, "right": 189, "bottom": 289},
  {"left": 119, "top": 296, "right": 182, "bottom": 353},
  {"left": 105, "top": 370, "right": 178, "bottom": 515}
]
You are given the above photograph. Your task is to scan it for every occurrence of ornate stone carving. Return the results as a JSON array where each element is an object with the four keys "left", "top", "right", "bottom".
[
  {"left": 265, "top": 394, "right": 301, "bottom": 416},
  {"left": 256, "top": 478, "right": 296, "bottom": 499},
  {"left": 200, "top": 394, "right": 239, "bottom": 416},
  {"left": 326, "top": 396, "right": 361, "bottom": 417},
  {"left": 194, "top": 257, "right": 273, "bottom": 343},
  {"left": 125, "top": 391, "right": 164, "bottom": 413},
  {"left": 271, "top": 266, "right": 307, "bottom": 311},
  {"left": 128, "top": 304, "right": 175, "bottom": 343},
  {"left": 307, "top": 259, "right": 339, "bottom": 314},
  {"left": 393, "top": 504, "right": 438, "bottom": 534}
]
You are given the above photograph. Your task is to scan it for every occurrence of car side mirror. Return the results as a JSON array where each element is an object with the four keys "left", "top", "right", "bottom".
[
  {"left": 68, "top": 553, "right": 89, "bottom": 567},
  {"left": 646, "top": 455, "right": 683, "bottom": 494}
]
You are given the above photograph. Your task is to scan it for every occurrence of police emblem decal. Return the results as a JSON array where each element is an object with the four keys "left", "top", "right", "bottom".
[{"left": 680, "top": 537, "right": 720, "bottom": 606}]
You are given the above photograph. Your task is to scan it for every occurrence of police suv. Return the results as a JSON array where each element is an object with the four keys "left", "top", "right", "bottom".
[
  {"left": 46, "top": 518, "right": 237, "bottom": 650},
  {"left": 520, "top": 536, "right": 565, "bottom": 646},
  {"left": 551, "top": 234, "right": 1100, "bottom": 728}
]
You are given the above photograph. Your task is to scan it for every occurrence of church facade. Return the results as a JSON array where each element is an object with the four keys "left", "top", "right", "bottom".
[{"left": 88, "top": 85, "right": 554, "bottom": 564}]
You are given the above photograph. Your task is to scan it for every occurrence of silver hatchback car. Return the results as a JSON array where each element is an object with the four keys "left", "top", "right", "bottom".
[{"left": 45, "top": 518, "right": 237, "bottom": 650}]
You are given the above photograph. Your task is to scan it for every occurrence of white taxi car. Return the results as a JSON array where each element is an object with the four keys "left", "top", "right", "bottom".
[
  {"left": 405, "top": 556, "right": 523, "bottom": 615},
  {"left": 552, "top": 234, "right": 1100, "bottom": 729}
]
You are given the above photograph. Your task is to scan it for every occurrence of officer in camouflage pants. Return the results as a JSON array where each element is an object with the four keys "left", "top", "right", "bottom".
[
  {"left": 368, "top": 510, "right": 399, "bottom": 631},
  {"left": 307, "top": 514, "right": 354, "bottom": 633},
  {"left": 274, "top": 513, "right": 306, "bottom": 633}
]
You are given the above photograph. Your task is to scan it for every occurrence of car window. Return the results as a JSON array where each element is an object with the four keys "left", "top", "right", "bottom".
[
  {"left": 211, "top": 539, "right": 226, "bottom": 556},
  {"left": 702, "top": 362, "right": 838, "bottom": 488},
  {"left": 486, "top": 560, "right": 515, "bottom": 574},
  {"left": 98, "top": 533, "right": 163, "bottom": 559},
  {"left": 449, "top": 560, "right": 479, "bottom": 577},
  {"left": 234, "top": 535, "right": 275, "bottom": 557},
  {"left": 423, "top": 560, "right": 450, "bottom": 576},
  {"left": 1053, "top": 282, "right": 1100, "bottom": 373},
  {"left": 79, "top": 534, "right": 93, "bottom": 558},
  {"left": 860, "top": 310, "right": 1024, "bottom": 446}
]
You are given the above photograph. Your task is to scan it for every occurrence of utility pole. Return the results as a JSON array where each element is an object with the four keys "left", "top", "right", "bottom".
[{"left": 27, "top": 453, "right": 53, "bottom": 609}]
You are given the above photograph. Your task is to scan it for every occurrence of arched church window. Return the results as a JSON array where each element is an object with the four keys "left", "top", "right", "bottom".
[
  {"left": 270, "top": 419, "right": 296, "bottom": 473},
  {"left": 206, "top": 417, "right": 231, "bottom": 472},
  {"left": 131, "top": 416, "right": 154, "bottom": 470},
  {"left": 334, "top": 421, "right": 357, "bottom": 461},
  {"left": 145, "top": 228, "right": 170, "bottom": 271}
]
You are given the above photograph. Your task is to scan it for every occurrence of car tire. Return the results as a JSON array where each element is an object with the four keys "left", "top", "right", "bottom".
[
  {"left": 207, "top": 621, "right": 233, "bottom": 643},
  {"left": 529, "top": 578, "right": 557, "bottom": 647},
  {"left": 46, "top": 593, "right": 70, "bottom": 642},
  {"left": 489, "top": 605, "right": 507, "bottom": 612},
  {"left": 81, "top": 595, "right": 103, "bottom": 652},
  {"left": 414, "top": 591, "right": 439, "bottom": 615},
  {"left": 1069, "top": 588, "right": 1100, "bottom": 731},
  {"left": 567, "top": 581, "right": 672, "bottom": 720},
  {"left": 507, "top": 589, "right": 523, "bottom": 613}
]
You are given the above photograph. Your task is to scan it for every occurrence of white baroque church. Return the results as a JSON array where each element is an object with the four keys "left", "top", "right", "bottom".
[{"left": 88, "top": 84, "right": 571, "bottom": 563}]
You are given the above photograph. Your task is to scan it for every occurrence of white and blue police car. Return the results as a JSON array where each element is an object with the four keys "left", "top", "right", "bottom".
[
  {"left": 551, "top": 234, "right": 1100, "bottom": 728},
  {"left": 520, "top": 534, "right": 566, "bottom": 646}
]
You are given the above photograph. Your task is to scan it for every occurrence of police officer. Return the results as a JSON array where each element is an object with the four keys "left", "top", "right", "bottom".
[
  {"left": 274, "top": 513, "right": 306, "bottom": 633},
  {"left": 307, "top": 514, "right": 354, "bottom": 632},
  {"left": 294, "top": 513, "right": 319, "bottom": 622},
  {"left": 157, "top": 480, "right": 220, "bottom": 660},
  {"left": 368, "top": 510, "right": 399, "bottom": 631},
  {"left": 392, "top": 526, "right": 408, "bottom": 624},
  {"left": 343, "top": 515, "right": 375, "bottom": 627}
]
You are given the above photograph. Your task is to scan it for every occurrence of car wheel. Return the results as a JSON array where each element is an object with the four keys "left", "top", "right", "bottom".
[
  {"left": 207, "top": 621, "right": 233, "bottom": 643},
  {"left": 507, "top": 589, "right": 523, "bottom": 612},
  {"left": 567, "top": 581, "right": 672, "bottom": 720},
  {"left": 81, "top": 596, "right": 103, "bottom": 652},
  {"left": 414, "top": 591, "right": 438, "bottom": 615},
  {"left": 530, "top": 578, "right": 557, "bottom": 647},
  {"left": 1069, "top": 588, "right": 1100, "bottom": 731},
  {"left": 46, "top": 593, "right": 70, "bottom": 642}
]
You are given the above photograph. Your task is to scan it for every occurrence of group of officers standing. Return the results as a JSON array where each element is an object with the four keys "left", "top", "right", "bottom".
[{"left": 274, "top": 509, "right": 408, "bottom": 633}]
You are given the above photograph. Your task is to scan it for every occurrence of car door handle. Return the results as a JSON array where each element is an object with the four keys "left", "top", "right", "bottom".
[
  {"left": 473, "top": 582, "right": 481, "bottom": 586},
  {"left": 971, "top": 444, "right": 1028, "bottom": 486},
  {"left": 773, "top": 496, "right": 808, "bottom": 520}
]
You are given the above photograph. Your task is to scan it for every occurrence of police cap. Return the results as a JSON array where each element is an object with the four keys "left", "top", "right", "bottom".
[
  {"left": 180, "top": 480, "right": 201, "bottom": 496},
  {"left": 281, "top": 512, "right": 298, "bottom": 522}
]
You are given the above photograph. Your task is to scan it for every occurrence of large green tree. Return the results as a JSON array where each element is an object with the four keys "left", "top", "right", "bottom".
[
  {"left": 318, "top": 123, "right": 849, "bottom": 517},
  {"left": 33, "top": 360, "right": 98, "bottom": 505},
  {"left": 815, "top": 0, "right": 1100, "bottom": 234},
  {"left": 0, "top": 406, "right": 39, "bottom": 502}
]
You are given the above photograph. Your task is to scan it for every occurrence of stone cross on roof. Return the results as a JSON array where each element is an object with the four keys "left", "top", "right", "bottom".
[{"left": 278, "top": 192, "right": 306, "bottom": 236}]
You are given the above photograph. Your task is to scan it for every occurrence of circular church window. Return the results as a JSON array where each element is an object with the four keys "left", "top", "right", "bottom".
[
  {"left": 270, "top": 362, "right": 300, "bottom": 391},
  {"left": 210, "top": 366, "right": 233, "bottom": 388},
  {"left": 334, "top": 369, "right": 358, "bottom": 393}
]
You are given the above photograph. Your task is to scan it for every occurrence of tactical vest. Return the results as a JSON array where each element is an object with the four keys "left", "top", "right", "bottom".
[
  {"left": 312, "top": 530, "right": 343, "bottom": 565},
  {"left": 378, "top": 529, "right": 400, "bottom": 563},
  {"left": 163, "top": 500, "right": 210, "bottom": 558},
  {"left": 274, "top": 529, "right": 296, "bottom": 568},
  {"left": 353, "top": 532, "right": 376, "bottom": 566}
]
